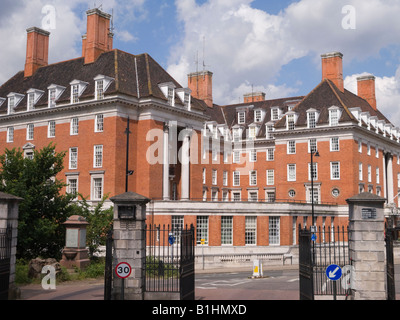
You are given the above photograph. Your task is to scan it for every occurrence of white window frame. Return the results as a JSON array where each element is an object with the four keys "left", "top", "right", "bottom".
[
  {"left": 7, "top": 127, "right": 14, "bottom": 143},
  {"left": 249, "top": 170, "right": 257, "bottom": 186},
  {"left": 95, "top": 114, "right": 104, "bottom": 132},
  {"left": 267, "top": 148, "right": 274, "bottom": 161},
  {"left": 48, "top": 121, "right": 56, "bottom": 138},
  {"left": 359, "top": 163, "right": 363, "bottom": 181},
  {"left": 238, "top": 112, "right": 246, "bottom": 124},
  {"left": 196, "top": 216, "right": 209, "bottom": 245},
  {"left": 69, "top": 147, "right": 78, "bottom": 170},
  {"left": 91, "top": 174, "right": 104, "bottom": 201},
  {"left": 212, "top": 169, "right": 217, "bottom": 185},
  {"left": 233, "top": 171, "right": 240, "bottom": 186},
  {"left": 288, "top": 164, "right": 296, "bottom": 182},
  {"left": 26, "top": 124, "right": 34, "bottom": 141},
  {"left": 331, "top": 162, "right": 340, "bottom": 180},
  {"left": 66, "top": 176, "right": 79, "bottom": 196},
  {"left": 70, "top": 117, "right": 79, "bottom": 135},
  {"left": 245, "top": 216, "right": 257, "bottom": 245},
  {"left": 308, "top": 163, "right": 318, "bottom": 181},
  {"left": 221, "top": 216, "right": 233, "bottom": 245},
  {"left": 269, "top": 216, "right": 280, "bottom": 245},
  {"left": 287, "top": 140, "right": 296, "bottom": 154},
  {"left": 267, "top": 170, "right": 274, "bottom": 186},
  {"left": 330, "top": 137, "right": 340, "bottom": 152},
  {"left": 223, "top": 171, "right": 228, "bottom": 186},
  {"left": 94, "top": 145, "right": 103, "bottom": 168}
]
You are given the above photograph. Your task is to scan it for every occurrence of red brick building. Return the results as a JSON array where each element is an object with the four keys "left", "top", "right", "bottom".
[{"left": 0, "top": 9, "right": 399, "bottom": 257}]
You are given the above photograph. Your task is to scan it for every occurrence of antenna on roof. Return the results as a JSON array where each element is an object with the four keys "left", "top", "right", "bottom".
[
  {"left": 110, "top": 8, "right": 115, "bottom": 33},
  {"left": 202, "top": 36, "right": 211, "bottom": 78}
]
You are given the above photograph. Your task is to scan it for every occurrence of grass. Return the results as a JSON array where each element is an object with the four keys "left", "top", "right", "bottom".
[{"left": 15, "top": 258, "right": 106, "bottom": 285}]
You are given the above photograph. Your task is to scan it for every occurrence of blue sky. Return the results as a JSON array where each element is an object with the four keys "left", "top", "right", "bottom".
[{"left": 1, "top": 0, "right": 400, "bottom": 125}]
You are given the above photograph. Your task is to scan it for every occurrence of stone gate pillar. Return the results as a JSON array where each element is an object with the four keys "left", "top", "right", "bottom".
[
  {"left": 346, "top": 192, "right": 386, "bottom": 300},
  {"left": 110, "top": 192, "right": 150, "bottom": 300}
]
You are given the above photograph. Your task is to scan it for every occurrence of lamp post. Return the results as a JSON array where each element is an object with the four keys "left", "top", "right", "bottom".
[
  {"left": 311, "top": 150, "right": 320, "bottom": 231},
  {"left": 310, "top": 150, "right": 320, "bottom": 267}
]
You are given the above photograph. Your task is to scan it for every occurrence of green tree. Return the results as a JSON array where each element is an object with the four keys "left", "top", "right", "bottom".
[
  {"left": 69, "top": 194, "right": 113, "bottom": 257},
  {"left": 0, "top": 144, "right": 74, "bottom": 260}
]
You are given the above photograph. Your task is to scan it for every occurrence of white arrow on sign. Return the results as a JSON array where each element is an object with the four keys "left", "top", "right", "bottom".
[{"left": 329, "top": 267, "right": 340, "bottom": 279}]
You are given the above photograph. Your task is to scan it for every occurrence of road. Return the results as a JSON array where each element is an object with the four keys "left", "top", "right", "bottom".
[
  {"left": 195, "top": 269, "right": 299, "bottom": 300},
  {"left": 18, "top": 265, "right": 400, "bottom": 300}
]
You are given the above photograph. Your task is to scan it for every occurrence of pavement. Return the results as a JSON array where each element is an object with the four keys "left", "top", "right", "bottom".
[{"left": 17, "top": 265, "right": 298, "bottom": 301}]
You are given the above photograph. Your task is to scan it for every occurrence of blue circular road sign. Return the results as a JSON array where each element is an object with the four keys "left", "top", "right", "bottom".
[
  {"left": 168, "top": 234, "right": 175, "bottom": 245},
  {"left": 326, "top": 264, "right": 342, "bottom": 281}
]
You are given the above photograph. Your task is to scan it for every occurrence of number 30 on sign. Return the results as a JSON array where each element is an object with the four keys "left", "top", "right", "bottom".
[{"left": 115, "top": 262, "right": 132, "bottom": 279}]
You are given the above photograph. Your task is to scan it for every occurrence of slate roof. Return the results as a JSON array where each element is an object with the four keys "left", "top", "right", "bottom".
[
  {"left": 275, "top": 79, "right": 392, "bottom": 129},
  {"left": 0, "top": 49, "right": 208, "bottom": 114}
]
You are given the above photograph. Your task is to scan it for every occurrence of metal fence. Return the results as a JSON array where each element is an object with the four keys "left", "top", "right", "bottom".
[
  {"left": 0, "top": 228, "right": 11, "bottom": 300},
  {"left": 312, "top": 226, "right": 350, "bottom": 297},
  {"left": 144, "top": 224, "right": 194, "bottom": 295}
]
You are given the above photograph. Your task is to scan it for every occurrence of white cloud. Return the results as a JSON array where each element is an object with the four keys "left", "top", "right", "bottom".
[
  {"left": 167, "top": 0, "right": 400, "bottom": 111},
  {"left": 345, "top": 71, "right": 400, "bottom": 127},
  {"left": 0, "top": 0, "right": 147, "bottom": 85}
]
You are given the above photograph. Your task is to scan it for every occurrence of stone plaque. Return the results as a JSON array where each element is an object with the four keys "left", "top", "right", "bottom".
[
  {"left": 66, "top": 228, "right": 78, "bottom": 248},
  {"left": 362, "top": 208, "right": 377, "bottom": 220}
]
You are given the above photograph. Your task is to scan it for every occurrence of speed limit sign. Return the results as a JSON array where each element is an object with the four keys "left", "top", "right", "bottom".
[{"left": 115, "top": 262, "right": 132, "bottom": 279}]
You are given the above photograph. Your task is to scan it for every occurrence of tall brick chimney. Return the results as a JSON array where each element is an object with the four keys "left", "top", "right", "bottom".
[
  {"left": 24, "top": 27, "right": 50, "bottom": 78},
  {"left": 83, "top": 8, "right": 113, "bottom": 64},
  {"left": 357, "top": 74, "right": 377, "bottom": 110},
  {"left": 321, "top": 52, "right": 344, "bottom": 92},
  {"left": 244, "top": 92, "right": 266, "bottom": 103},
  {"left": 188, "top": 71, "right": 213, "bottom": 108}
]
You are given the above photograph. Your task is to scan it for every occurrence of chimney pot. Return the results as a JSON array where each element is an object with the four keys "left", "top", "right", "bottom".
[
  {"left": 321, "top": 52, "right": 344, "bottom": 92},
  {"left": 24, "top": 27, "right": 50, "bottom": 78},
  {"left": 83, "top": 8, "right": 113, "bottom": 64},
  {"left": 357, "top": 74, "right": 377, "bottom": 110},
  {"left": 188, "top": 71, "right": 213, "bottom": 108}
]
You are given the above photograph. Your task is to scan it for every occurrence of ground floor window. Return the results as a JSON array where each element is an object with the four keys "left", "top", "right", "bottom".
[
  {"left": 197, "top": 216, "right": 209, "bottom": 245},
  {"left": 221, "top": 216, "right": 233, "bottom": 245},
  {"left": 269, "top": 216, "right": 280, "bottom": 245},
  {"left": 245, "top": 216, "right": 257, "bottom": 245}
]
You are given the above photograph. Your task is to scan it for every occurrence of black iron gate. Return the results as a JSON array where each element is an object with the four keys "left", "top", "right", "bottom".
[
  {"left": 0, "top": 227, "right": 12, "bottom": 300},
  {"left": 385, "top": 227, "right": 396, "bottom": 300},
  {"left": 299, "top": 227, "right": 313, "bottom": 300},
  {"left": 299, "top": 225, "right": 350, "bottom": 300},
  {"left": 145, "top": 224, "right": 195, "bottom": 300},
  {"left": 103, "top": 225, "right": 195, "bottom": 300},
  {"left": 179, "top": 225, "right": 195, "bottom": 300}
]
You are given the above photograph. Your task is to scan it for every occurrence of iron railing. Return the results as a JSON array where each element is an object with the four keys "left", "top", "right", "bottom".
[
  {"left": 145, "top": 224, "right": 193, "bottom": 293},
  {"left": 312, "top": 226, "right": 350, "bottom": 297}
]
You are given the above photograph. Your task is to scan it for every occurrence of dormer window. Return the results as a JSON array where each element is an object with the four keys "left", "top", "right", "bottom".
[
  {"left": 7, "top": 93, "right": 24, "bottom": 115},
  {"left": 47, "top": 84, "right": 66, "bottom": 108},
  {"left": 70, "top": 80, "right": 89, "bottom": 104},
  {"left": 233, "top": 127, "right": 243, "bottom": 142},
  {"left": 0, "top": 98, "right": 5, "bottom": 108},
  {"left": 306, "top": 109, "right": 319, "bottom": 129},
  {"left": 266, "top": 123, "right": 274, "bottom": 140},
  {"left": 271, "top": 107, "right": 281, "bottom": 121},
  {"left": 159, "top": 82, "right": 176, "bottom": 107},
  {"left": 286, "top": 113, "right": 297, "bottom": 130},
  {"left": 176, "top": 88, "right": 191, "bottom": 110},
  {"left": 254, "top": 109, "right": 263, "bottom": 123},
  {"left": 238, "top": 112, "right": 246, "bottom": 124},
  {"left": 328, "top": 106, "right": 342, "bottom": 126},
  {"left": 26, "top": 88, "right": 44, "bottom": 111},
  {"left": 248, "top": 125, "right": 259, "bottom": 140},
  {"left": 94, "top": 75, "right": 114, "bottom": 100}
]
